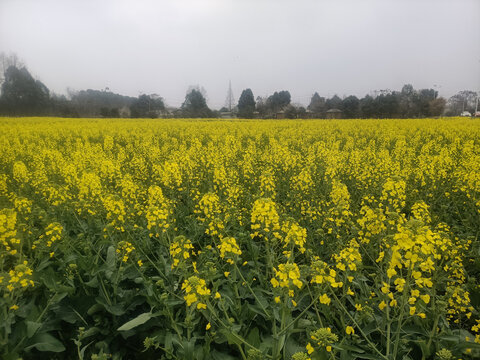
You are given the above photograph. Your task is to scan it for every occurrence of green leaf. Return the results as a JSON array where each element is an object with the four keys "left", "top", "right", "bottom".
[
  {"left": 219, "top": 328, "right": 242, "bottom": 346},
  {"left": 276, "top": 334, "right": 286, "bottom": 354},
  {"left": 117, "top": 312, "right": 152, "bottom": 331},
  {"left": 79, "top": 341, "right": 93, "bottom": 360},
  {"left": 412, "top": 340, "right": 432, "bottom": 358},
  {"left": 106, "top": 245, "right": 116, "bottom": 270},
  {"left": 26, "top": 321, "right": 42, "bottom": 338},
  {"left": 211, "top": 350, "right": 238, "bottom": 360},
  {"left": 355, "top": 354, "right": 384, "bottom": 360},
  {"left": 87, "top": 303, "right": 103, "bottom": 315},
  {"left": 334, "top": 343, "right": 365, "bottom": 353},
  {"left": 246, "top": 327, "right": 260, "bottom": 348},
  {"left": 25, "top": 333, "right": 66, "bottom": 352},
  {"left": 284, "top": 336, "right": 304, "bottom": 358}
]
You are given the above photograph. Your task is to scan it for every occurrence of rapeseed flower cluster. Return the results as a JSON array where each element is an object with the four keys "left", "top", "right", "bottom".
[
  {"left": 156, "top": 161, "right": 183, "bottom": 190},
  {"left": 333, "top": 238, "right": 361, "bottom": 272},
  {"left": 196, "top": 193, "right": 224, "bottom": 237},
  {"left": 307, "top": 327, "right": 338, "bottom": 353},
  {"left": 170, "top": 236, "right": 194, "bottom": 269},
  {"left": 0, "top": 209, "right": 20, "bottom": 256},
  {"left": 102, "top": 195, "right": 126, "bottom": 232},
  {"left": 116, "top": 241, "right": 135, "bottom": 263},
  {"left": 281, "top": 220, "right": 307, "bottom": 254},
  {"left": 182, "top": 276, "right": 211, "bottom": 310},
  {"left": 380, "top": 178, "right": 406, "bottom": 213},
  {"left": 217, "top": 237, "right": 241, "bottom": 264},
  {"left": 5, "top": 261, "right": 34, "bottom": 292},
  {"left": 271, "top": 262, "right": 303, "bottom": 298},
  {"left": 250, "top": 198, "right": 281, "bottom": 241},
  {"left": 259, "top": 171, "right": 276, "bottom": 198},
  {"left": 146, "top": 185, "right": 172, "bottom": 237}
]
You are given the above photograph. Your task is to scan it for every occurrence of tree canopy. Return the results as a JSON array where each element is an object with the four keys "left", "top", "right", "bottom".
[
  {"left": 130, "top": 94, "right": 165, "bottom": 118},
  {"left": 266, "top": 90, "right": 291, "bottom": 113},
  {"left": 0, "top": 56, "right": 459, "bottom": 119},
  {"left": 181, "top": 88, "right": 213, "bottom": 118},
  {"left": 237, "top": 89, "right": 256, "bottom": 118},
  {"left": 0, "top": 66, "right": 50, "bottom": 116}
]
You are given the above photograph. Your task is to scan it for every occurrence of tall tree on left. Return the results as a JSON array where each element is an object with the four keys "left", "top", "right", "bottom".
[{"left": 0, "top": 66, "right": 50, "bottom": 116}]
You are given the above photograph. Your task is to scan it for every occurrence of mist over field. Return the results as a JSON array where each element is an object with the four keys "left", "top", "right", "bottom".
[{"left": 0, "top": 0, "right": 479, "bottom": 112}]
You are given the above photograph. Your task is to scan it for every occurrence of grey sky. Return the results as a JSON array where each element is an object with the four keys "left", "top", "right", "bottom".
[{"left": 1, "top": 0, "right": 479, "bottom": 108}]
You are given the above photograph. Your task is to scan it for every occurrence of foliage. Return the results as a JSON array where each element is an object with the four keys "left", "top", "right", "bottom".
[
  {"left": 130, "top": 94, "right": 165, "bottom": 118},
  {"left": 181, "top": 89, "right": 213, "bottom": 118},
  {"left": 67, "top": 89, "right": 136, "bottom": 118},
  {"left": 0, "top": 66, "right": 50, "bottom": 116},
  {"left": 266, "top": 91, "right": 291, "bottom": 114},
  {"left": 341, "top": 96, "right": 360, "bottom": 118},
  {"left": 308, "top": 93, "right": 326, "bottom": 117},
  {"left": 447, "top": 91, "right": 477, "bottom": 116},
  {"left": 237, "top": 89, "right": 256, "bottom": 119}
]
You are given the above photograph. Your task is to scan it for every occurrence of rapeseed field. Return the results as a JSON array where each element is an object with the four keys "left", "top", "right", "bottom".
[{"left": 1, "top": 117, "right": 479, "bottom": 359}]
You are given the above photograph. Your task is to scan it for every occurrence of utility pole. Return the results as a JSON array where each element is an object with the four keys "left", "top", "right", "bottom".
[
  {"left": 224, "top": 80, "right": 235, "bottom": 112},
  {"left": 475, "top": 93, "right": 479, "bottom": 116}
]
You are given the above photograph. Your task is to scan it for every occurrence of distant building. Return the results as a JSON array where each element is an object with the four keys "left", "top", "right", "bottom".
[
  {"left": 275, "top": 111, "right": 285, "bottom": 119},
  {"left": 326, "top": 109, "right": 343, "bottom": 119},
  {"left": 220, "top": 111, "right": 235, "bottom": 119}
]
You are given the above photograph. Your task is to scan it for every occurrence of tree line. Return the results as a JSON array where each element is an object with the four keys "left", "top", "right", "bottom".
[{"left": 0, "top": 54, "right": 476, "bottom": 119}]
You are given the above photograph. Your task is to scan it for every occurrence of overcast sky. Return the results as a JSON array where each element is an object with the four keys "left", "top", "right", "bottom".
[{"left": 1, "top": 0, "right": 479, "bottom": 108}]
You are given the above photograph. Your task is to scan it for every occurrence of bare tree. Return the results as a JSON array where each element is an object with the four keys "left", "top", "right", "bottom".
[{"left": 0, "top": 52, "right": 24, "bottom": 89}]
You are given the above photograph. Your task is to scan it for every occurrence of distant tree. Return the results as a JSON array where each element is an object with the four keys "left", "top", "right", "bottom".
[
  {"left": 68, "top": 88, "right": 136, "bottom": 117},
  {"left": 342, "top": 95, "right": 360, "bottom": 118},
  {"left": 326, "top": 95, "right": 342, "bottom": 110},
  {"left": 266, "top": 90, "right": 291, "bottom": 114},
  {"left": 130, "top": 94, "right": 165, "bottom": 118},
  {"left": 181, "top": 88, "right": 213, "bottom": 118},
  {"left": 308, "top": 92, "right": 326, "bottom": 117},
  {"left": 360, "top": 95, "right": 376, "bottom": 118},
  {"left": 428, "top": 97, "right": 446, "bottom": 117},
  {"left": 284, "top": 104, "right": 298, "bottom": 119},
  {"left": 256, "top": 96, "right": 268, "bottom": 117},
  {"left": 398, "top": 84, "right": 419, "bottom": 117},
  {"left": 100, "top": 107, "right": 120, "bottom": 118},
  {"left": 375, "top": 92, "right": 399, "bottom": 118},
  {"left": 447, "top": 90, "right": 477, "bottom": 115},
  {"left": 0, "top": 52, "right": 23, "bottom": 90},
  {"left": 237, "top": 88, "right": 256, "bottom": 118},
  {"left": 297, "top": 106, "right": 307, "bottom": 118},
  {"left": 0, "top": 66, "right": 50, "bottom": 115},
  {"left": 417, "top": 89, "right": 437, "bottom": 117},
  {"left": 50, "top": 93, "right": 79, "bottom": 117}
]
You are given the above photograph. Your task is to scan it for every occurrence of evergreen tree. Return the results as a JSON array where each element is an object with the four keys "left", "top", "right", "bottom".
[
  {"left": 181, "top": 88, "right": 213, "bottom": 118},
  {"left": 237, "top": 88, "right": 256, "bottom": 118},
  {"left": 0, "top": 66, "right": 50, "bottom": 115}
]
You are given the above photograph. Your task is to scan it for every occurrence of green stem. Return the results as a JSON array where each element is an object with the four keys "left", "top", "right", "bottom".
[
  {"left": 386, "top": 279, "right": 391, "bottom": 357},
  {"left": 306, "top": 283, "right": 324, "bottom": 327},
  {"left": 280, "top": 303, "right": 286, "bottom": 360},
  {"left": 330, "top": 290, "right": 388, "bottom": 360},
  {"left": 277, "top": 298, "right": 316, "bottom": 337},
  {"left": 234, "top": 263, "right": 270, "bottom": 317},
  {"left": 207, "top": 302, "right": 271, "bottom": 358},
  {"left": 392, "top": 266, "right": 413, "bottom": 359},
  {"left": 425, "top": 277, "right": 438, "bottom": 351},
  {"left": 236, "top": 344, "right": 247, "bottom": 360},
  {"left": 11, "top": 291, "right": 59, "bottom": 354}
]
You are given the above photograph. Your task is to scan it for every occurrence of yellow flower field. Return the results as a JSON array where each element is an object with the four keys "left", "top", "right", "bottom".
[{"left": 1, "top": 117, "right": 480, "bottom": 359}]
